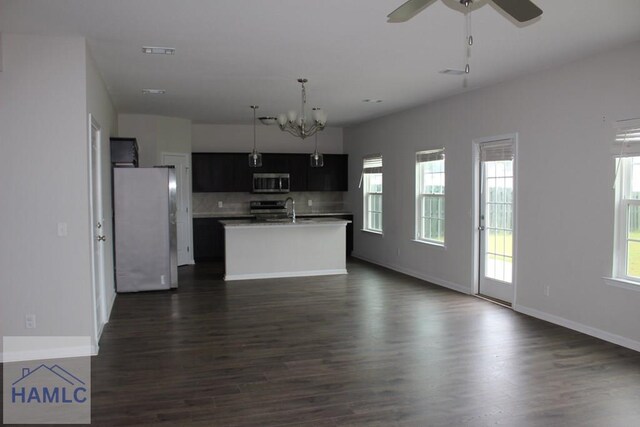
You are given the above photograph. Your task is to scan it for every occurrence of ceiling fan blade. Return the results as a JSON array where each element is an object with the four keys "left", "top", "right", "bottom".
[
  {"left": 491, "top": 0, "right": 542, "bottom": 23},
  {"left": 387, "top": 0, "right": 437, "bottom": 23}
]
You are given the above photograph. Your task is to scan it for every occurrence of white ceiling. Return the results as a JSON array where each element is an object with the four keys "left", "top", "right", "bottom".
[{"left": 1, "top": 0, "right": 639, "bottom": 126}]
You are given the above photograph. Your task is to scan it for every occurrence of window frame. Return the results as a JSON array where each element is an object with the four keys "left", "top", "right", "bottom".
[
  {"left": 614, "top": 156, "right": 640, "bottom": 284},
  {"left": 415, "top": 149, "right": 445, "bottom": 246},
  {"left": 362, "top": 155, "right": 383, "bottom": 234}
]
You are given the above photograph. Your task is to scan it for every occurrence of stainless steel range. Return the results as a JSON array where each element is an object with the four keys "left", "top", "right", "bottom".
[{"left": 250, "top": 200, "right": 288, "bottom": 220}]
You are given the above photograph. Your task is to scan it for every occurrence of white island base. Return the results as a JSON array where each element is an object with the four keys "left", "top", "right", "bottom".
[{"left": 222, "top": 218, "right": 349, "bottom": 281}]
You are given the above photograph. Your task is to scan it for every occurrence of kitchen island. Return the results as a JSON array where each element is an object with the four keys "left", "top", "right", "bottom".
[{"left": 221, "top": 218, "right": 350, "bottom": 281}]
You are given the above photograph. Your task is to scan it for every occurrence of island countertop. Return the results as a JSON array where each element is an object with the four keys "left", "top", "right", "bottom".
[
  {"left": 220, "top": 217, "right": 351, "bottom": 228},
  {"left": 193, "top": 212, "right": 353, "bottom": 219}
]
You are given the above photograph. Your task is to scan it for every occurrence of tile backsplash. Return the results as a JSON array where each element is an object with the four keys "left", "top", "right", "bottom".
[{"left": 193, "top": 192, "right": 348, "bottom": 216}]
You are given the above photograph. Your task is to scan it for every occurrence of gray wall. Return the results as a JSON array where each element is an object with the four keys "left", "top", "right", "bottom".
[
  {"left": 344, "top": 41, "right": 640, "bottom": 350},
  {"left": 192, "top": 124, "right": 343, "bottom": 154},
  {"left": 118, "top": 114, "right": 192, "bottom": 167},
  {"left": 0, "top": 34, "right": 117, "bottom": 358}
]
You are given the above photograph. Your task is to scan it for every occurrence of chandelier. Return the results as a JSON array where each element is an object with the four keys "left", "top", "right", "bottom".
[{"left": 276, "top": 78, "right": 327, "bottom": 140}]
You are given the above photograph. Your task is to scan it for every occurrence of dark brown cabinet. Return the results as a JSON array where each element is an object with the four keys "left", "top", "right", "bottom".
[
  {"left": 192, "top": 152, "right": 347, "bottom": 192},
  {"left": 192, "top": 153, "right": 251, "bottom": 192},
  {"left": 193, "top": 217, "right": 238, "bottom": 261},
  {"left": 259, "top": 153, "right": 308, "bottom": 191},
  {"left": 307, "top": 154, "right": 348, "bottom": 191}
]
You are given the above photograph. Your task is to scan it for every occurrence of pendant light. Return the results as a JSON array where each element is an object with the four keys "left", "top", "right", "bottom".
[
  {"left": 310, "top": 128, "right": 324, "bottom": 168},
  {"left": 248, "top": 105, "right": 262, "bottom": 168}
]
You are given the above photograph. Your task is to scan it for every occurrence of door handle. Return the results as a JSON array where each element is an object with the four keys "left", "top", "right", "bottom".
[
  {"left": 97, "top": 235, "right": 106, "bottom": 242},
  {"left": 478, "top": 226, "right": 485, "bottom": 231}
]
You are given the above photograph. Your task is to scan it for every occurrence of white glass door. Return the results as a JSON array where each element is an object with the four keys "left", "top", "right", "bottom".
[{"left": 478, "top": 140, "right": 515, "bottom": 303}]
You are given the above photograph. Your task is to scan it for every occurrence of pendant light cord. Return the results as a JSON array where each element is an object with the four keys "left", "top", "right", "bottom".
[{"left": 464, "top": 1, "right": 472, "bottom": 74}]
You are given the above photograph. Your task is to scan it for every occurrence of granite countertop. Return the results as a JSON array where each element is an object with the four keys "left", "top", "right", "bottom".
[
  {"left": 220, "top": 217, "right": 351, "bottom": 227},
  {"left": 193, "top": 212, "right": 353, "bottom": 219}
]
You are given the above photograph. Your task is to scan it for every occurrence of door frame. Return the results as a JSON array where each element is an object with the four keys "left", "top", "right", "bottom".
[
  {"left": 88, "top": 114, "right": 107, "bottom": 352},
  {"left": 472, "top": 133, "right": 519, "bottom": 306},
  {"left": 161, "top": 151, "right": 195, "bottom": 265}
]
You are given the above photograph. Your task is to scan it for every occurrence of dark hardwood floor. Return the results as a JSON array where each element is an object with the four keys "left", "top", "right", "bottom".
[{"left": 86, "top": 259, "right": 640, "bottom": 426}]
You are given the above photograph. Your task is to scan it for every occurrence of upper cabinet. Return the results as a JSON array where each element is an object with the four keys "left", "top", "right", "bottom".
[
  {"left": 192, "top": 153, "right": 348, "bottom": 193},
  {"left": 307, "top": 154, "right": 348, "bottom": 192},
  {"left": 192, "top": 153, "right": 251, "bottom": 192}
]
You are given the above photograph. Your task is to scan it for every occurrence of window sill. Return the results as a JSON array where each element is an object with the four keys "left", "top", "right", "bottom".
[
  {"left": 361, "top": 229, "right": 383, "bottom": 236},
  {"left": 603, "top": 277, "right": 640, "bottom": 292},
  {"left": 411, "top": 239, "right": 446, "bottom": 249}
]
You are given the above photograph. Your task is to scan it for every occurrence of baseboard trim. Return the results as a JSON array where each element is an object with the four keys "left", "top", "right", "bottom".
[
  {"left": 351, "top": 253, "right": 471, "bottom": 295},
  {"left": 106, "top": 291, "right": 116, "bottom": 321},
  {"left": 225, "top": 269, "right": 348, "bottom": 281},
  {"left": 1, "top": 345, "right": 94, "bottom": 363},
  {"left": 514, "top": 304, "right": 640, "bottom": 353}
]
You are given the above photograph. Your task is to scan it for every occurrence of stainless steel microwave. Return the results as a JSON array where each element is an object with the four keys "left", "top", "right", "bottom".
[{"left": 252, "top": 173, "right": 290, "bottom": 193}]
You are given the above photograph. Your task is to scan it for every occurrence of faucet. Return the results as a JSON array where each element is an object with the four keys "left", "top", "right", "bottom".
[{"left": 284, "top": 197, "right": 296, "bottom": 222}]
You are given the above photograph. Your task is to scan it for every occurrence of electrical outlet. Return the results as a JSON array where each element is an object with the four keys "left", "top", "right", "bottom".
[
  {"left": 218, "top": 201, "right": 223, "bottom": 208},
  {"left": 57, "top": 222, "right": 67, "bottom": 237},
  {"left": 161, "top": 275, "right": 166, "bottom": 285},
  {"left": 308, "top": 200, "right": 312, "bottom": 207},
  {"left": 25, "top": 314, "right": 36, "bottom": 329},
  {"left": 544, "top": 285, "right": 550, "bottom": 296}
]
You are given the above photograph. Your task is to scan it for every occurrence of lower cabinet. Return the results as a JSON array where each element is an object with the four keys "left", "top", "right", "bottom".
[
  {"left": 193, "top": 218, "right": 227, "bottom": 261},
  {"left": 193, "top": 214, "right": 353, "bottom": 262}
]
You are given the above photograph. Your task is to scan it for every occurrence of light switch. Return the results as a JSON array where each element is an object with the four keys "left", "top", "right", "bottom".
[
  {"left": 308, "top": 200, "right": 313, "bottom": 207},
  {"left": 218, "top": 201, "right": 223, "bottom": 208},
  {"left": 57, "top": 222, "right": 68, "bottom": 237}
]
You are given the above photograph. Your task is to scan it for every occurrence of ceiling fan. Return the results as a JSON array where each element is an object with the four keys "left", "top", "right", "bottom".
[{"left": 387, "top": 0, "right": 542, "bottom": 23}]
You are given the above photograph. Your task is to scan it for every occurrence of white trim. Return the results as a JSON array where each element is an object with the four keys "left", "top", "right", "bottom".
[
  {"left": 613, "top": 117, "right": 640, "bottom": 130},
  {"left": 224, "top": 269, "right": 348, "bottom": 281},
  {"left": 87, "top": 114, "right": 107, "bottom": 351},
  {"left": 603, "top": 276, "right": 640, "bottom": 292},
  {"left": 1, "top": 345, "right": 95, "bottom": 363},
  {"left": 361, "top": 229, "right": 383, "bottom": 236},
  {"left": 514, "top": 304, "right": 640, "bottom": 353},
  {"left": 411, "top": 239, "right": 445, "bottom": 249},
  {"left": 351, "top": 253, "right": 471, "bottom": 295}
]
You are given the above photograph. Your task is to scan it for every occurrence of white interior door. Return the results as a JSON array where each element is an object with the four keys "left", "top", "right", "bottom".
[
  {"left": 162, "top": 152, "right": 193, "bottom": 265},
  {"left": 478, "top": 139, "right": 515, "bottom": 304},
  {"left": 89, "top": 116, "right": 107, "bottom": 340}
]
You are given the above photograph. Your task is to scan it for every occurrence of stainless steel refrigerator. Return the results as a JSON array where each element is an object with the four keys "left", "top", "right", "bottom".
[{"left": 113, "top": 167, "right": 178, "bottom": 292}]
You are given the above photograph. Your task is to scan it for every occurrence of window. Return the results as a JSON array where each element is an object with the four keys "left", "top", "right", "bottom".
[
  {"left": 362, "top": 155, "right": 383, "bottom": 233},
  {"left": 614, "top": 124, "right": 640, "bottom": 283},
  {"left": 416, "top": 149, "right": 445, "bottom": 244}
]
